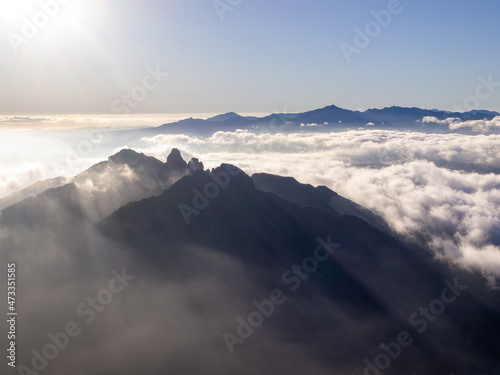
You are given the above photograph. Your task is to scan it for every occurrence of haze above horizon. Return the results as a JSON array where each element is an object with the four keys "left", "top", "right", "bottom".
[{"left": 1, "top": 0, "right": 499, "bottom": 116}]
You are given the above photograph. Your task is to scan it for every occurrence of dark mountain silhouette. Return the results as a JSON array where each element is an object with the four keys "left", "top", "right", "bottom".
[
  {"left": 207, "top": 112, "right": 247, "bottom": 122},
  {"left": 1, "top": 149, "right": 499, "bottom": 375},
  {"left": 0, "top": 148, "right": 203, "bottom": 228},
  {"left": 252, "top": 172, "right": 391, "bottom": 234},
  {"left": 95, "top": 151, "right": 500, "bottom": 375},
  {"left": 363, "top": 106, "right": 494, "bottom": 127},
  {"left": 152, "top": 113, "right": 251, "bottom": 136},
  {"left": 294, "top": 104, "right": 369, "bottom": 126},
  {"left": 0, "top": 176, "right": 69, "bottom": 211},
  {"left": 136, "top": 105, "right": 500, "bottom": 136}
]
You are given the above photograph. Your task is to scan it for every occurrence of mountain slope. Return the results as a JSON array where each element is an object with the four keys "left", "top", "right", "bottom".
[
  {"left": 0, "top": 176, "right": 69, "bottom": 211},
  {"left": 252, "top": 172, "right": 391, "bottom": 233},
  {"left": 0, "top": 148, "right": 203, "bottom": 229},
  {"left": 96, "top": 160, "right": 500, "bottom": 375},
  {"left": 294, "top": 104, "right": 370, "bottom": 126},
  {"left": 2, "top": 150, "right": 499, "bottom": 374}
]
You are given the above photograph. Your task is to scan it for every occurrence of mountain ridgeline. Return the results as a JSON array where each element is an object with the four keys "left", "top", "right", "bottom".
[
  {"left": 143, "top": 105, "right": 500, "bottom": 135},
  {"left": 1, "top": 149, "right": 499, "bottom": 375}
]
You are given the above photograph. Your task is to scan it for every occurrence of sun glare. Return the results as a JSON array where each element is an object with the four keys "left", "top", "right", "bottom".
[
  {"left": 1, "top": 1, "right": 107, "bottom": 53},
  {"left": 0, "top": 2, "right": 36, "bottom": 28}
]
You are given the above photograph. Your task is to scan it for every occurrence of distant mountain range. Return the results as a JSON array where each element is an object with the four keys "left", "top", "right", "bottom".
[
  {"left": 1, "top": 148, "right": 499, "bottom": 374},
  {"left": 141, "top": 105, "right": 500, "bottom": 136}
]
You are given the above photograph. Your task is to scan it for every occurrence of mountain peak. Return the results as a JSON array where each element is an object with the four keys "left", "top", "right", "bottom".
[
  {"left": 188, "top": 157, "right": 204, "bottom": 171},
  {"left": 207, "top": 112, "right": 243, "bottom": 122},
  {"left": 108, "top": 149, "right": 147, "bottom": 165},
  {"left": 166, "top": 148, "right": 188, "bottom": 170},
  {"left": 322, "top": 104, "right": 340, "bottom": 110}
]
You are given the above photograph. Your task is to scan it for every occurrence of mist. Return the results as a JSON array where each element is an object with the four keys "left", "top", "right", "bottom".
[{"left": 131, "top": 130, "right": 500, "bottom": 278}]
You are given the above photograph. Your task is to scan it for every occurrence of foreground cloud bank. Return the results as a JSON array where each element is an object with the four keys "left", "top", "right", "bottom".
[
  {"left": 134, "top": 130, "right": 500, "bottom": 278},
  {"left": 422, "top": 115, "right": 500, "bottom": 133}
]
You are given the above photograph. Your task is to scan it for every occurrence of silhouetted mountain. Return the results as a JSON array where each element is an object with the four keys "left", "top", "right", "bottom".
[
  {"left": 140, "top": 104, "right": 500, "bottom": 136},
  {"left": 152, "top": 113, "right": 251, "bottom": 136},
  {"left": 1, "top": 183, "right": 84, "bottom": 229},
  {"left": 2, "top": 150, "right": 499, "bottom": 375},
  {"left": 252, "top": 172, "right": 391, "bottom": 233},
  {"left": 0, "top": 176, "right": 69, "bottom": 211},
  {"left": 96, "top": 155, "right": 500, "bottom": 375},
  {"left": 0, "top": 148, "right": 203, "bottom": 228},
  {"left": 207, "top": 112, "right": 246, "bottom": 122},
  {"left": 295, "top": 104, "right": 370, "bottom": 126},
  {"left": 470, "top": 109, "right": 500, "bottom": 117},
  {"left": 363, "top": 106, "right": 495, "bottom": 128},
  {"left": 363, "top": 106, "right": 444, "bottom": 125}
]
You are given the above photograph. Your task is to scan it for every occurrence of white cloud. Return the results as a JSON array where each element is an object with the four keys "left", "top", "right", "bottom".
[
  {"left": 0, "top": 116, "right": 53, "bottom": 123},
  {"left": 139, "top": 130, "right": 500, "bottom": 170},
  {"left": 0, "top": 161, "right": 47, "bottom": 198},
  {"left": 135, "top": 130, "right": 500, "bottom": 277},
  {"left": 422, "top": 116, "right": 500, "bottom": 133},
  {"left": 449, "top": 116, "right": 500, "bottom": 132},
  {"left": 421, "top": 116, "right": 460, "bottom": 126},
  {"left": 1, "top": 127, "right": 499, "bottom": 278}
]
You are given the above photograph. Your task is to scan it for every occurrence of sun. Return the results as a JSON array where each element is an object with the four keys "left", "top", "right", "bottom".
[
  {"left": 0, "top": 2, "right": 38, "bottom": 28},
  {"left": 0, "top": 2, "right": 35, "bottom": 15},
  {"left": 1, "top": 1, "right": 108, "bottom": 55},
  {"left": 0, "top": 1, "right": 77, "bottom": 40}
]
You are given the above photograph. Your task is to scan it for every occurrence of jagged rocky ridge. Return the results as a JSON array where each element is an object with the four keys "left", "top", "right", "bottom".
[{"left": 1, "top": 149, "right": 499, "bottom": 375}]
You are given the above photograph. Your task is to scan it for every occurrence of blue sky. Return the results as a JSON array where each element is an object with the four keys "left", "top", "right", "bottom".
[{"left": 1, "top": 0, "right": 499, "bottom": 115}]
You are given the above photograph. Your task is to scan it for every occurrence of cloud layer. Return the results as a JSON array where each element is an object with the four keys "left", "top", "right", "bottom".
[
  {"left": 1, "top": 128, "right": 499, "bottom": 374},
  {"left": 134, "top": 130, "right": 500, "bottom": 277},
  {"left": 422, "top": 115, "right": 500, "bottom": 133},
  {"left": 1, "top": 128, "right": 499, "bottom": 277}
]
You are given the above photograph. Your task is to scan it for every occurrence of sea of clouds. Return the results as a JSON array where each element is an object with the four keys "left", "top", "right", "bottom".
[
  {"left": 1, "top": 124, "right": 499, "bottom": 374},
  {"left": 132, "top": 130, "right": 500, "bottom": 279}
]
